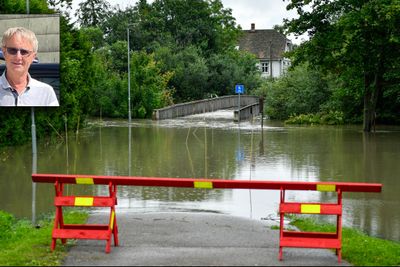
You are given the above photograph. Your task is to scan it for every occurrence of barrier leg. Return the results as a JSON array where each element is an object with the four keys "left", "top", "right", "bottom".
[
  {"left": 105, "top": 208, "right": 115, "bottom": 253},
  {"left": 105, "top": 239, "right": 111, "bottom": 254},
  {"left": 105, "top": 182, "right": 118, "bottom": 253},
  {"left": 278, "top": 187, "right": 285, "bottom": 261},
  {"left": 110, "top": 183, "right": 119, "bottom": 246},
  {"left": 336, "top": 189, "right": 342, "bottom": 263},
  {"left": 52, "top": 181, "right": 66, "bottom": 251},
  {"left": 51, "top": 206, "right": 59, "bottom": 250},
  {"left": 113, "top": 215, "right": 119, "bottom": 246},
  {"left": 51, "top": 205, "right": 60, "bottom": 251}
]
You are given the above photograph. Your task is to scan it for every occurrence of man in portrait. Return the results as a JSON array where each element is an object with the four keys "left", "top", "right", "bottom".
[{"left": 0, "top": 26, "right": 59, "bottom": 107}]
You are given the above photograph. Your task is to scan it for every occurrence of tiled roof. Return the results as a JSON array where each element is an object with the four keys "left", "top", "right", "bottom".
[{"left": 238, "top": 28, "right": 289, "bottom": 60}]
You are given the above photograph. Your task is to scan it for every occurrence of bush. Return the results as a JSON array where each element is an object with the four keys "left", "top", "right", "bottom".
[
  {"left": 285, "top": 111, "right": 345, "bottom": 125},
  {"left": 0, "top": 211, "right": 15, "bottom": 240},
  {"left": 259, "top": 63, "right": 332, "bottom": 120}
]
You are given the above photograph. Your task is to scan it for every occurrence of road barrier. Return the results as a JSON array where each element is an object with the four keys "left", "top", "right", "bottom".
[
  {"left": 50, "top": 179, "right": 118, "bottom": 253},
  {"left": 32, "top": 174, "right": 382, "bottom": 261}
]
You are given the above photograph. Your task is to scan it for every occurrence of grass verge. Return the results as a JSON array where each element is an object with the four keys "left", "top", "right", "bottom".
[
  {"left": 288, "top": 215, "right": 400, "bottom": 266},
  {"left": 0, "top": 209, "right": 88, "bottom": 266}
]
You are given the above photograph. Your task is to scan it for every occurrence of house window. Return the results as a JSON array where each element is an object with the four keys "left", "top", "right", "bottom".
[{"left": 261, "top": 61, "right": 269, "bottom": 73}]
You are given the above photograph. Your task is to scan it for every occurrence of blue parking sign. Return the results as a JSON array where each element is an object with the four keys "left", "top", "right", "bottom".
[{"left": 235, "top": 84, "right": 244, "bottom": 94}]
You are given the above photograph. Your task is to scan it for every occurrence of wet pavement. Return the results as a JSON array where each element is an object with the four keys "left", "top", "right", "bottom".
[{"left": 62, "top": 212, "right": 350, "bottom": 266}]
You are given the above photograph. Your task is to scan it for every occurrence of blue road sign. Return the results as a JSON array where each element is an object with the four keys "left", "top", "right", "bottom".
[
  {"left": 235, "top": 84, "right": 244, "bottom": 94},
  {"left": 236, "top": 148, "right": 245, "bottom": 161}
]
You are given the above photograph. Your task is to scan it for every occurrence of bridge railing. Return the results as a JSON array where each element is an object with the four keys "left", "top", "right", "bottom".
[
  {"left": 234, "top": 103, "right": 260, "bottom": 122},
  {"left": 152, "top": 95, "right": 259, "bottom": 120}
]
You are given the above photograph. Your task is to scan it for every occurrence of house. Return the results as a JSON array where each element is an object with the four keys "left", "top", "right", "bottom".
[{"left": 238, "top": 23, "right": 292, "bottom": 78}]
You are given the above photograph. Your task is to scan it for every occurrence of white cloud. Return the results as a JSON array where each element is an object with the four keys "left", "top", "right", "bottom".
[
  {"left": 222, "top": 0, "right": 294, "bottom": 29},
  {"left": 221, "top": 0, "right": 307, "bottom": 44}
]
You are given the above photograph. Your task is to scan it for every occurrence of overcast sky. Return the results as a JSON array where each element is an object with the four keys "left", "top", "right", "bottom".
[{"left": 71, "top": 0, "right": 306, "bottom": 44}]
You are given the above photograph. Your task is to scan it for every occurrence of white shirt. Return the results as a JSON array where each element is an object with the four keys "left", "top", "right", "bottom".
[{"left": 0, "top": 71, "right": 59, "bottom": 107}]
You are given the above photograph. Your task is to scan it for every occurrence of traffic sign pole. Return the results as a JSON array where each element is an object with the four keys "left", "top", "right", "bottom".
[{"left": 235, "top": 84, "right": 245, "bottom": 123}]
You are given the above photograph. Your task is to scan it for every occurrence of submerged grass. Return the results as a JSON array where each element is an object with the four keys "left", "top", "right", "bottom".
[
  {"left": 0, "top": 209, "right": 88, "bottom": 266},
  {"left": 288, "top": 215, "right": 400, "bottom": 266}
]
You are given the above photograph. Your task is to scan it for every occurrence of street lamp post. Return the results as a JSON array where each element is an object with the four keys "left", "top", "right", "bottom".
[{"left": 127, "top": 27, "right": 131, "bottom": 124}]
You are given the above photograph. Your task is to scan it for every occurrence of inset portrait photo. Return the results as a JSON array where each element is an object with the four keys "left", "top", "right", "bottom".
[{"left": 0, "top": 14, "right": 60, "bottom": 107}]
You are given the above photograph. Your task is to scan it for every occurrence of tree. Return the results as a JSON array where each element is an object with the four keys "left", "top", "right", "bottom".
[
  {"left": 48, "top": 0, "right": 73, "bottom": 10},
  {"left": 155, "top": 45, "right": 209, "bottom": 101},
  {"left": 0, "top": 0, "right": 52, "bottom": 13},
  {"left": 100, "top": 0, "right": 240, "bottom": 55},
  {"left": 258, "top": 63, "right": 331, "bottom": 120},
  {"left": 283, "top": 0, "right": 400, "bottom": 131},
  {"left": 75, "top": 0, "right": 110, "bottom": 27},
  {"left": 207, "top": 49, "right": 261, "bottom": 97},
  {"left": 129, "top": 51, "right": 173, "bottom": 118}
]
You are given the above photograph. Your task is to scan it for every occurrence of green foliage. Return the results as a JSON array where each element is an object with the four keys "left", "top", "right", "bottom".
[
  {"left": 0, "top": 0, "right": 53, "bottom": 14},
  {"left": 79, "top": 27, "right": 105, "bottom": 50},
  {"left": 128, "top": 51, "right": 173, "bottom": 118},
  {"left": 108, "top": 41, "right": 130, "bottom": 75},
  {"left": 207, "top": 49, "right": 262, "bottom": 97},
  {"left": 99, "top": 0, "right": 240, "bottom": 55},
  {"left": 155, "top": 45, "right": 209, "bottom": 101},
  {"left": 0, "top": 210, "right": 14, "bottom": 240},
  {"left": 137, "top": 0, "right": 240, "bottom": 54},
  {"left": 258, "top": 63, "right": 331, "bottom": 121},
  {"left": 285, "top": 111, "right": 344, "bottom": 125},
  {"left": 0, "top": 210, "right": 88, "bottom": 266},
  {"left": 284, "top": 0, "right": 400, "bottom": 131},
  {"left": 0, "top": 109, "right": 30, "bottom": 146},
  {"left": 75, "top": 0, "right": 110, "bottom": 27},
  {"left": 290, "top": 216, "right": 400, "bottom": 266},
  {"left": 90, "top": 48, "right": 173, "bottom": 119}
]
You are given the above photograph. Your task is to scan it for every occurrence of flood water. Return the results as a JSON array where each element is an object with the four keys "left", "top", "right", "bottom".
[{"left": 0, "top": 110, "right": 399, "bottom": 242}]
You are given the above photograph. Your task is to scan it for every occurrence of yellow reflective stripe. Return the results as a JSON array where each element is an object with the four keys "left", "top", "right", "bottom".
[
  {"left": 76, "top": 177, "right": 94, "bottom": 184},
  {"left": 301, "top": 204, "right": 321, "bottom": 214},
  {"left": 194, "top": 181, "right": 213, "bottom": 189},
  {"left": 317, "top": 184, "right": 336, "bottom": 192},
  {"left": 74, "top": 197, "right": 94, "bottom": 206},
  {"left": 110, "top": 210, "right": 115, "bottom": 230}
]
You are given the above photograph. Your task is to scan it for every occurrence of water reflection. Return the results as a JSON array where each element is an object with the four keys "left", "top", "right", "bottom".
[{"left": 1, "top": 112, "right": 399, "bottom": 242}]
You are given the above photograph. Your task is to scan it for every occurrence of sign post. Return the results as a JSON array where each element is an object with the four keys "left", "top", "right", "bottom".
[{"left": 235, "top": 84, "right": 244, "bottom": 122}]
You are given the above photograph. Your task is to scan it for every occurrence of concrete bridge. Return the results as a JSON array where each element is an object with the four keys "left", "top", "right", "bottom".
[{"left": 152, "top": 95, "right": 262, "bottom": 122}]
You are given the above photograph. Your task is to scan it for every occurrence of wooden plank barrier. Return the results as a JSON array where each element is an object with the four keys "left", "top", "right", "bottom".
[{"left": 32, "top": 174, "right": 382, "bottom": 261}]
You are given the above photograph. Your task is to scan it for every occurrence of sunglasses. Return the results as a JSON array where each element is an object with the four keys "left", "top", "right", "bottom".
[{"left": 5, "top": 47, "right": 33, "bottom": 57}]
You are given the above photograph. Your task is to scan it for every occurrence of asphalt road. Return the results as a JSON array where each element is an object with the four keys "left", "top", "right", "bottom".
[{"left": 62, "top": 212, "right": 351, "bottom": 266}]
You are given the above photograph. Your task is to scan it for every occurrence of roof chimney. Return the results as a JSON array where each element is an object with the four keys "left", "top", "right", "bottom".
[{"left": 251, "top": 23, "right": 255, "bottom": 32}]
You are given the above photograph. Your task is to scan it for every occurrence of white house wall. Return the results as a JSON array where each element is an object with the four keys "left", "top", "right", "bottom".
[{"left": 260, "top": 60, "right": 282, "bottom": 78}]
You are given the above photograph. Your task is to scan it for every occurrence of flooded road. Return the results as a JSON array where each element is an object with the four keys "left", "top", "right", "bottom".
[{"left": 1, "top": 110, "right": 399, "bottom": 241}]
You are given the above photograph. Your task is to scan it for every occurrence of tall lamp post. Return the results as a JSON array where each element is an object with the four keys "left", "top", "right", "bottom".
[
  {"left": 26, "top": 0, "right": 37, "bottom": 226},
  {"left": 127, "top": 27, "right": 131, "bottom": 124},
  {"left": 127, "top": 25, "right": 133, "bottom": 178}
]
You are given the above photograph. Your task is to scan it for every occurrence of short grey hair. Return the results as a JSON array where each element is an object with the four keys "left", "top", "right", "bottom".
[{"left": 1, "top": 27, "right": 38, "bottom": 53}]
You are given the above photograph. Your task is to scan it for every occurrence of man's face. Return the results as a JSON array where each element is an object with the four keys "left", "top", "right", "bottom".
[{"left": 2, "top": 34, "right": 36, "bottom": 76}]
